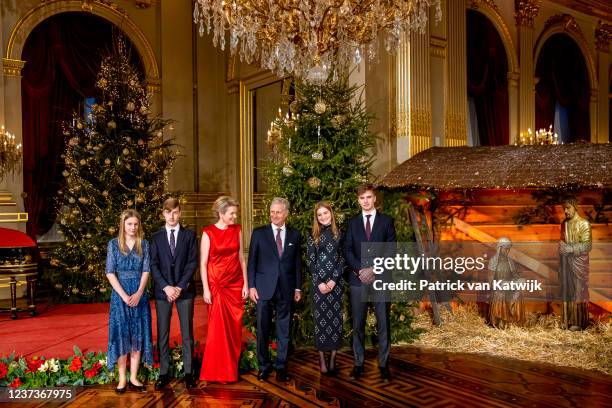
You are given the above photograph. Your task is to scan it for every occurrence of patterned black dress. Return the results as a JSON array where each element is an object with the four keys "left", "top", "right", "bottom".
[{"left": 307, "top": 226, "right": 344, "bottom": 351}]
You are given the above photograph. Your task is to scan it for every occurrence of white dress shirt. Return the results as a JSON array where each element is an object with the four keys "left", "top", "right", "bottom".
[
  {"left": 271, "top": 223, "right": 286, "bottom": 249},
  {"left": 362, "top": 209, "right": 377, "bottom": 229},
  {"left": 165, "top": 224, "right": 179, "bottom": 249}
]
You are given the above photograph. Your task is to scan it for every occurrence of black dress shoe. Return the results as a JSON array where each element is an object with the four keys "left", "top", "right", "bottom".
[
  {"left": 115, "top": 384, "right": 127, "bottom": 394},
  {"left": 129, "top": 380, "right": 146, "bottom": 392},
  {"left": 257, "top": 367, "right": 273, "bottom": 381},
  {"left": 154, "top": 375, "right": 170, "bottom": 390},
  {"left": 379, "top": 366, "right": 391, "bottom": 382},
  {"left": 350, "top": 365, "right": 363, "bottom": 379},
  {"left": 184, "top": 373, "right": 197, "bottom": 389},
  {"left": 276, "top": 369, "right": 290, "bottom": 382}
]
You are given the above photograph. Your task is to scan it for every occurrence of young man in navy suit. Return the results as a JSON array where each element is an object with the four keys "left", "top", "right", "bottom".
[
  {"left": 150, "top": 197, "right": 198, "bottom": 389},
  {"left": 344, "top": 184, "right": 396, "bottom": 382},
  {"left": 247, "top": 197, "right": 302, "bottom": 382}
]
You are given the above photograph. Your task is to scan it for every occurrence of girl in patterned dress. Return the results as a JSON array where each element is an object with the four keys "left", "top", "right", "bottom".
[
  {"left": 105, "top": 209, "right": 153, "bottom": 393},
  {"left": 307, "top": 201, "right": 344, "bottom": 376}
]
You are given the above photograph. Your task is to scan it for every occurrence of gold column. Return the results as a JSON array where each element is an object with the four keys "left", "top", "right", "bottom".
[
  {"left": 1, "top": 58, "right": 27, "bottom": 232},
  {"left": 394, "top": 33, "right": 411, "bottom": 163},
  {"left": 515, "top": 0, "right": 540, "bottom": 135},
  {"left": 409, "top": 27, "right": 432, "bottom": 157},
  {"left": 445, "top": 0, "right": 467, "bottom": 147},
  {"left": 595, "top": 22, "right": 610, "bottom": 143}
]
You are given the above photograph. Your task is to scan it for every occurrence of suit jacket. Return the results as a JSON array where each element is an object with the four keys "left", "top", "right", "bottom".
[
  {"left": 247, "top": 225, "right": 302, "bottom": 301},
  {"left": 344, "top": 211, "right": 396, "bottom": 287},
  {"left": 150, "top": 225, "right": 198, "bottom": 300}
]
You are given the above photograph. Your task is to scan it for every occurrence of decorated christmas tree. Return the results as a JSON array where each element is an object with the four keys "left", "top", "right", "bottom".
[{"left": 48, "top": 40, "right": 178, "bottom": 302}]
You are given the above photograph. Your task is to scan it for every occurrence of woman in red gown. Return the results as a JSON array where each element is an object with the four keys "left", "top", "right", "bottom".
[{"left": 200, "top": 196, "right": 248, "bottom": 382}]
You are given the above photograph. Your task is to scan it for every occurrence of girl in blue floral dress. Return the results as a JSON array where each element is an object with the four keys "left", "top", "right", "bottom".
[{"left": 105, "top": 209, "right": 153, "bottom": 393}]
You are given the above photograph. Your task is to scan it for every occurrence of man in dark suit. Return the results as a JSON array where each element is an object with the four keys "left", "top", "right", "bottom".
[
  {"left": 150, "top": 197, "right": 198, "bottom": 389},
  {"left": 248, "top": 197, "right": 302, "bottom": 382},
  {"left": 344, "top": 184, "right": 396, "bottom": 382}
]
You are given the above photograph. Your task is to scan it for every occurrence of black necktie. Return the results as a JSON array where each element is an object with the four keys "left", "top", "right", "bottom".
[
  {"left": 169, "top": 229, "right": 176, "bottom": 257},
  {"left": 365, "top": 215, "right": 372, "bottom": 241}
]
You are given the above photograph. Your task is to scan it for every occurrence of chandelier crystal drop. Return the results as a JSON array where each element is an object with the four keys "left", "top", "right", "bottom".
[{"left": 194, "top": 0, "right": 441, "bottom": 81}]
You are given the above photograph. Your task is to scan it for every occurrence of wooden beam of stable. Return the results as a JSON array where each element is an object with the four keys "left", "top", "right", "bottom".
[{"left": 452, "top": 218, "right": 552, "bottom": 280}]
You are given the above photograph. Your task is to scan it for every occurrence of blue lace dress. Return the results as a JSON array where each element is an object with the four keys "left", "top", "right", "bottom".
[{"left": 105, "top": 238, "right": 153, "bottom": 371}]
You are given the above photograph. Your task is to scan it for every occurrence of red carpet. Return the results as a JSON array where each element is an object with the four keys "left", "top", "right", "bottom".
[{"left": 0, "top": 298, "right": 210, "bottom": 358}]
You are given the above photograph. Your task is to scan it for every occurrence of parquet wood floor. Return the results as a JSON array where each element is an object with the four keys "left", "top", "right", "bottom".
[{"left": 2, "top": 346, "right": 610, "bottom": 407}]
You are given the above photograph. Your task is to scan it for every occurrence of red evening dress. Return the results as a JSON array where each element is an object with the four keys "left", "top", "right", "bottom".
[{"left": 200, "top": 224, "right": 245, "bottom": 382}]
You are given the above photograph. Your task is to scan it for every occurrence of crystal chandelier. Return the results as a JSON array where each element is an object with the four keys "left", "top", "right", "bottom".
[
  {"left": 194, "top": 0, "right": 441, "bottom": 82},
  {"left": 0, "top": 125, "right": 22, "bottom": 181}
]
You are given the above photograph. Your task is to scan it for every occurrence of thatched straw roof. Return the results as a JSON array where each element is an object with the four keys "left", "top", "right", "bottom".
[{"left": 379, "top": 143, "right": 612, "bottom": 190}]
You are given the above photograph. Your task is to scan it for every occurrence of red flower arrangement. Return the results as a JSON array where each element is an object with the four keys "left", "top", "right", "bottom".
[
  {"left": 0, "top": 362, "right": 7, "bottom": 379},
  {"left": 9, "top": 378, "right": 21, "bottom": 388},
  {"left": 26, "top": 357, "right": 45, "bottom": 373},
  {"left": 69, "top": 356, "right": 83, "bottom": 372}
]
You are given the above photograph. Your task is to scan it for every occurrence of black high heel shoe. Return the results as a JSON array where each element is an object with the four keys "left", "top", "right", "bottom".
[
  {"left": 115, "top": 382, "right": 127, "bottom": 394},
  {"left": 128, "top": 380, "right": 147, "bottom": 392}
]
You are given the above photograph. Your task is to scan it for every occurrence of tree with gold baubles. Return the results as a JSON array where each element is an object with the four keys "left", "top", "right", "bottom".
[{"left": 47, "top": 39, "right": 178, "bottom": 302}]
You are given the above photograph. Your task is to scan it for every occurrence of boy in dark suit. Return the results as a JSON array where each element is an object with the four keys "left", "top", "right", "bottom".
[
  {"left": 344, "top": 184, "right": 396, "bottom": 382},
  {"left": 247, "top": 197, "right": 302, "bottom": 382},
  {"left": 150, "top": 197, "right": 198, "bottom": 389}
]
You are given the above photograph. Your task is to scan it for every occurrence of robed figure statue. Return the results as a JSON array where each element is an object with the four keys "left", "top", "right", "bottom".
[{"left": 559, "top": 198, "right": 592, "bottom": 331}]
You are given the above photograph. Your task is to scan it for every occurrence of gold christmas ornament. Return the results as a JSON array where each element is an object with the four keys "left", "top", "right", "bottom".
[
  {"left": 307, "top": 176, "right": 321, "bottom": 188},
  {"left": 138, "top": 182, "right": 145, "bottom": 189},
  {"left": 331, "top": 114, "right": 346, "bottom": 129},
  {"left": 108, "top": 227, "right": 116, "bottom": 234},
  {"left": 126, "top": 102, "right": 136, "bottom": 111},
  {"left": 78, "top": 197, "right": 88, "bottom": 204},
  {"left": 79, "top": 159, "right": 86, "bottom": 166},
  {"left": 69, "top": 137, "right": 79, "bottom": 146},
  {"left": 138, "top": 139, "right": 144, "bottom": 146},
  {"left": 104, "top": 158, "right": 111, "bottom": 165},
  {"left": 68, "top": 197, "right": 75, "bottom": 204},
  {"left": 76, "top": 122, "right": 83, "bottom": 130},
  {"left": 314, "top": 100, "right": 327, "bottom": 114},
  {"left": 62, "top": 170, "right": 69, "bottom": 177},
  {"left": 92, "top": 246, "right": 99, "bottom": 252},
  {"left": 139, "top": 106, "right": 149, "bottom": 115},
  {"left": 282, "top": 165, "right": 294, "bottom": 176},
  {"left": 95, "top": 216, "right": 102, "bottom": 223},
  {"left": 102, "top": 190, "right": 109, "bottom": 197},
  {"left": 107, "top": 121, "right": 117, "bottom": 129},
  {"left": 122, "top": 148, "right": 130, "bottom": 155}
]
